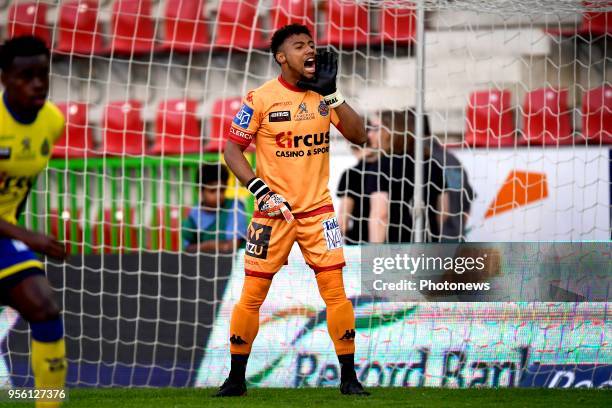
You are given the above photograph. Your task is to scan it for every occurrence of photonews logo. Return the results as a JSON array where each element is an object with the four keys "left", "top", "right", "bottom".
[{"left": 195, "top": 247, "right": 610, "bottom": 389}]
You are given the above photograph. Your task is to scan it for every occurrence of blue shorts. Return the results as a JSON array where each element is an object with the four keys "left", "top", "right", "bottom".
[{"left": 0, "top": 237, "right": 44, "bottom": 300}]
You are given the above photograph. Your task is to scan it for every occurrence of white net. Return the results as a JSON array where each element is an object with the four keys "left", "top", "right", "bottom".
[{"left": 0, "top": 0, "right": 608, "bottom": 388}]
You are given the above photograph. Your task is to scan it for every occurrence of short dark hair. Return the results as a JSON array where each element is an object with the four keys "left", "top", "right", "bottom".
[
  {"left": 0, "top": 36, "right": 50, "bottom": 71},
  {"left": 270, "top": 23, "right": 312, "bottom": 65},
  {"left": 380, "top": 110, "right": 431, "bottom": 137},
  {"left": 199, "top": 163, "right": 229, "bottom": 187}
]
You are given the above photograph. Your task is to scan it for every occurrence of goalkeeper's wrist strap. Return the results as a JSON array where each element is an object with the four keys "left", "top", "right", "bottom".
[
  {"left": 246, "top": 177, "right": 270, "bottom": 200},
  {"left": 324, "top": 90, "right": 345, "bottom": 108}
]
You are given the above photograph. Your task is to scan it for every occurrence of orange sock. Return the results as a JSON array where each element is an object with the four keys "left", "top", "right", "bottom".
[
  {"left": 229, "top": 275, "right": 272, "bottom": 354},
  {"left": 316, "top": 270, "right": 355, "bottom": 355}
]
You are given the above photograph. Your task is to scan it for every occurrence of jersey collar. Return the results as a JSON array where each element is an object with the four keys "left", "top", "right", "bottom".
[
  {"left": 2, "top": 92, "right": 39, "bottom": 125},
  {"left": 277, "top": 75, "right": 305, "bottom": 93}
]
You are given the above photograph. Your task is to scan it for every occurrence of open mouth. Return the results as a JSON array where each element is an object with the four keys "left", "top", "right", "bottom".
[{"left": 304, "top": 57, "right": 315, "bottom": 74}]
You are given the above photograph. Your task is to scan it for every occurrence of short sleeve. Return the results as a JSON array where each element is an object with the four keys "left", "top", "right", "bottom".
[
  {"left": 228, "top": 90, "right": 262, "bottom": 147},
  {"left": 48, "top": 103, "right": 66, "bottom": 143}
]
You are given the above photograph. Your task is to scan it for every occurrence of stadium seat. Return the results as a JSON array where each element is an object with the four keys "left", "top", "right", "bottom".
[
  {"left": 204, "top": 97, "right": 255, "bottom": 152},
  {"left": 270, "top": 0, "right": 315, "bottom": 38},
  {"left": 522, "top": 88, "right": 573, "bottom": 145},
  {"left": 162, "top": 0, "right": 210, "bottom": 53},
  {"left": 581, "top": 85, "right": 612, "bottom": 144},
  {"left": 94, "top": 208, "right": 139, "bottom": 253},
  {"left": 109, "top": 0, "right": 157, "bottom": 55},
  {"left": 49, "top": 208, "right": 83, "bottom": 254},
  {"left": 374, "top": 3, "right": 417, "bottom": 45},
  {"left": 465, "top": 90, "right": 515, "bottom": 147},
  {"left": 213, "top": 0, "right": 267, "bottom": 50},
  {"left": 55, "top": 0, "right": 105, "bottom": 55},
  {"left": 149, "top": 206, "right": 190, "bottom": 252},
  {"left": 7, "top": 2, "right": 50, "bottom": 47},
  {"left": 321, "top": 0, "right": 369, "bottom": 47},
  {"left": 547, "top": 2, "right": 610, "bottom": 37},
  {"left": 151, "top": 99, "right": 202, "bottom": 155},
  {"left": 102, "top": 100, "right": 146, "bottom": 155},
  {"left": 53, "top": 102, "right": 95, "bottom": 158}
]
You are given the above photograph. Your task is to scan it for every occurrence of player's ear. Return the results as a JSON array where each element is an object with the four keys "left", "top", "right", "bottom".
[{"left": 276, "top": 51, "right": 286, "bottom": 65}]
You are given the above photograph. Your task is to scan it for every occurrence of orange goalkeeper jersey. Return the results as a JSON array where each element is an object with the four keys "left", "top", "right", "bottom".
[{"left": 228, "top": 76, "right": 343, "bottom": 213}]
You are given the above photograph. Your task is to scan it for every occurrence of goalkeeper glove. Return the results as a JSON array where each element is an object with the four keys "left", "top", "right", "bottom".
[
  {"left": 247, "top": 177, "right": 294, "bottom": 223},
  {"left": 297, "top": 50, "right": 345, "bottom": 108}
]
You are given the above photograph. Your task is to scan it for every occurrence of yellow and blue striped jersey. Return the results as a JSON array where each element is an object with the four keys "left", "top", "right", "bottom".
[{"left": 0, "top": 93, "right": 64, "bottom": 224}]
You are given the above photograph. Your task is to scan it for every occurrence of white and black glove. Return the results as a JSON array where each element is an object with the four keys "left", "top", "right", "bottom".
[
  {"left": 247, "top": 177, "right": 294, "bottom": 223},
  {"left": 297, "top": 50, "right": 345, "bottom": 108}
]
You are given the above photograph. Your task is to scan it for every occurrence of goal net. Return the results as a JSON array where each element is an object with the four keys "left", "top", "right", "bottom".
[{"left": 0, "top": 0, "right": 609, "bottom": 388}]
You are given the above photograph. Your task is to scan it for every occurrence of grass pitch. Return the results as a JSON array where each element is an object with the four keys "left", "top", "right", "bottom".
[{"left": 4, "top": 388, "right": 609, "bottom": 408}]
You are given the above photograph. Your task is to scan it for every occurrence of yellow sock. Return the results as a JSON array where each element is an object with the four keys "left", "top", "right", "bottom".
[{"left": 31, "top": 338, "right": 67, "bottom": 408}]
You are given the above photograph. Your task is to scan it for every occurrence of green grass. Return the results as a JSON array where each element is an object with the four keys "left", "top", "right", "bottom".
[{"left": 3, "top": 388, "right": 610, "bottom": 408}]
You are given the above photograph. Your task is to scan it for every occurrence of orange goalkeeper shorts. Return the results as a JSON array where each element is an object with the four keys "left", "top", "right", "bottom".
[{"left": 244, "top": 204, "right": 346, "bottom": 279}]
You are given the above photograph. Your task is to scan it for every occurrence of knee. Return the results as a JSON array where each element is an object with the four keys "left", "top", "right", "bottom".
[
  {"left": 238, "top": 276, "right": 271, "bottom": 311},
  {"left": 316, "top": 271, "right": 348, "bottom": 305},
  {"left": 25, "top": 296, "right": 61, "bottom": 323}
]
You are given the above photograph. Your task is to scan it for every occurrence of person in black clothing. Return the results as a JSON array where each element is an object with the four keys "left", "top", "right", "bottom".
[
  {"left": 336, "top": 118, "right": 390, "bottom": 244},
  {"left": 368, "top": 110, "right": 449, "bottom": 242}
]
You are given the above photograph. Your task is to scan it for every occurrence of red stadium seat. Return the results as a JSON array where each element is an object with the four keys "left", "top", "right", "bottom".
[
  {"left": 7, "top": 2, "right": 50, "bottom": 47},
  {"left": 53, "top": 102, "right": 94, "bottom": 158},
  {"left": 547, "top": 2, "right": 610, "bottom": 37},
  {"left": 94, "top": 208, "right": 139, "bottom": 253},
  {"left": 49, "top": 208, "right": 83, "bottom": 254},
  {"left": 522, "top": 88, "right": 573, "bottom": 145},
  {"left": 374, "top": 3, "right": 417, "bottom": 45},
  {"left": 204, "top": 97, "right": 254, "bottom": 152},
  {"left": 55, "top": 0, "right": 104, "bottom": 55},
  {"left": 581, "top": 1, "right": 611, "bottom": 36},
  {"left": 102, "top": 100, "right": 146, "bottom": 155},
  {"left": 109, "top": 0, "right": 156, "bottom": 55},
  {"left": 465, "top": 90, "right": 515, "bottom": 147},
  {"left": 149, "top": 206, "right": 190, "bottom": 251},
  {"left": 270, "top": 0, "right": 315, "bottom": 38},
  {"left": 151, "top": 99, "right": 202, "bottom": 155},
  {"left": 321, "top": 0, "right": 369, "bottom": 47},
  {"left": 162, "top": 0, "right": 210, "bottom": 52},
  {"left": 213, "top": 0, "right": 267, "bottom": 50},
  {"left": 581, "top": 85, "right": 612, "bottom": 144}
]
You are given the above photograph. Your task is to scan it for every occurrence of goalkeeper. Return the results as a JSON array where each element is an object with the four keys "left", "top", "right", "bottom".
[{"left": 217, "top": 24, "right": 368, "bottom": 397}]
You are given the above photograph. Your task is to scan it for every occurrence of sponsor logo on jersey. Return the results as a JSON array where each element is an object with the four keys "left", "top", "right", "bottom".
[
  {"left": 269, "top": 111, "right": 291, "bottom": 122},
  {"left": 40, "top": 139, "right": 50, "bottom": 156},
  {"left": 246, "top": 91, "right": 254, "bottom": 104},
  {"left": 16, "top": 136, "right": 36, "bottom": 160},
  {"left": 229, "top": 127, "right": 254, "bottom": 143},
  {"left": 271, "top": 101, "right": 292, "bottom": 107},
  {"left": 0, "top": 147, "right": 11, "bottom": 160},
  {"left": 246, "top": 222, "right": 272, "bottom": 259},
  {"left": 233, "top": 104, "right": 254, "bottom": 129},
  {"left": 275, "top": 131, "right": 330, "bottom": 148},
  {"left": 0, "top": 174, "right": 36, "bottom": 194},
  {"left": 318, "top": 101, "right": 329, "bottom": 116},
  {"left": 322, "top": 216, "right": 343, "bottom": 250},
  {"left": 295, "top": 102, "right": 315, "bottom": 121}
]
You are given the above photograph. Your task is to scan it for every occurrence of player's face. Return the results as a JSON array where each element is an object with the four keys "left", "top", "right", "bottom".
[
  {"left": 201, "top": 182, "right": 226, "bottom": 209},
  {"left": 1, "top": 54, "right": 50, "bottom": 111},
  {"left": 279, "top": 33, "right": 316, "bottom": 79},
  {"left": 368, "top": 117, "right": 392, "bottom": 153}
]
